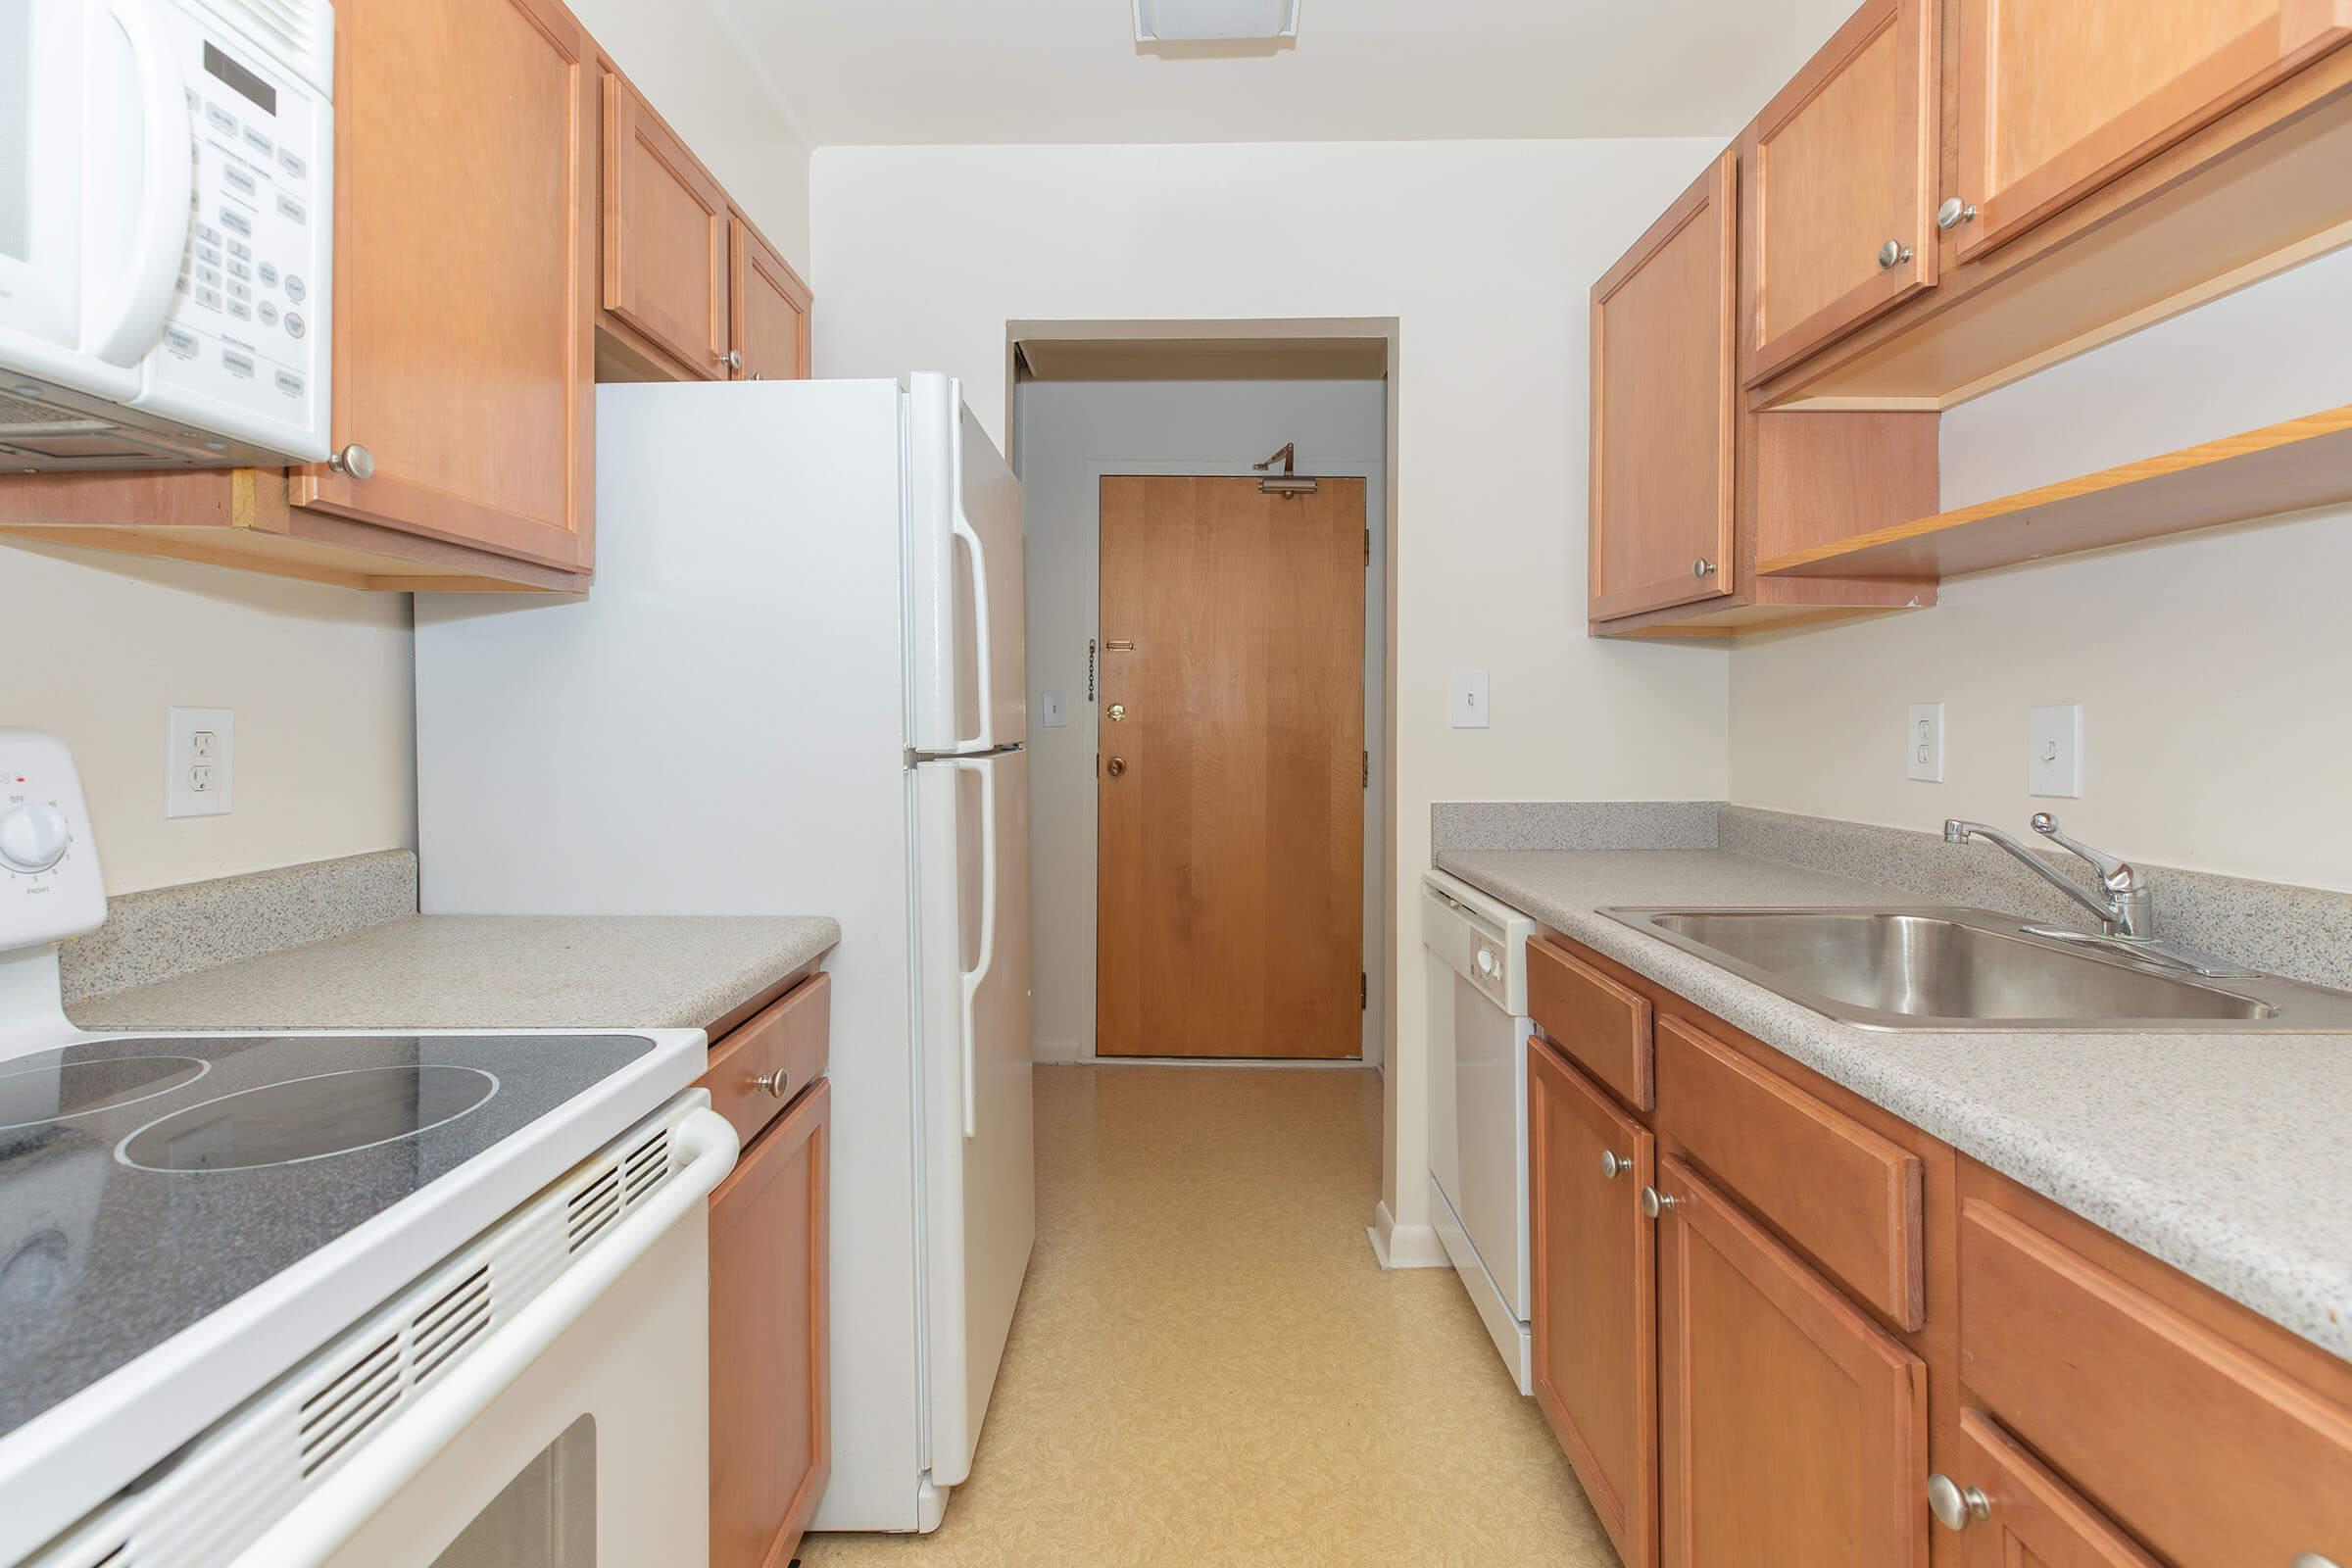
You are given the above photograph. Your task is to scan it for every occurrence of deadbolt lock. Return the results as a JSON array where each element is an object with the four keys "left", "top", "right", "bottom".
[
  {"left": 1107, "top": 703, "right": 1127, "bottom": 721},
  {"left": 1105, "top": 757, "right": 1128, "bottom": 777}
]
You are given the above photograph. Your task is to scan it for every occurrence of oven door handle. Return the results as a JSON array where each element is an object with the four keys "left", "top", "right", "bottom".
[{"left": 234, "top": 1105, "right": 741, "bottom": 1568}]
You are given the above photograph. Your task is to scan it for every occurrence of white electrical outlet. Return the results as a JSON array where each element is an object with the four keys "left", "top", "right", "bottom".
[
  {"left": 2029, "top": 704, "right": 2082, "bottom": 798},
  {"left": 1906, "top": 703, "right": 1944, "bottom": 782},
  {"left": 166, "top": 708, "right": 234, "bottom": 818},
  {"left": 1451, "top": 670, "right": 1491, "bottom": 729}
]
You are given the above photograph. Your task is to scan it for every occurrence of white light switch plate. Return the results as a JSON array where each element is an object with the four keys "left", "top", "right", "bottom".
[
  {"left": 2029, "top": 704, "right": 2082, "bottom": 798},
  {"left": 166, "top": 707, "right": 233, "bottom": 817},
  {"left": 1040, "top": 690, "right": 1067, "bottom": 729},
  {"left": 1906, "top": 703, "right": 1944, "bottom": 782},
  {"left": 1451, "top": 671, "right": 1490, "bottom": 729}
]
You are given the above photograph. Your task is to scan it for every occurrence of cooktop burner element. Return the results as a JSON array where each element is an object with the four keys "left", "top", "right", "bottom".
[
  {"left": 118, "top": 1063, "right": 501, "bottom": 1172},
  {"left": 0, "top": 1032, "right": 656, "bottom": 1445},
  {"left": 0, "top": 1056, "right": 210, "bottom": 1132}
]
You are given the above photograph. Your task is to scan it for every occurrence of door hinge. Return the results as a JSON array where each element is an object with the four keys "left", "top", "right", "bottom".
[
  {"left": 1364, "top": 527, "right": 1371, "bottom": 564},
  {"left": 1362, "top": 750, "right": 1368, "bottom": 788},
  {"left": 1360, "top": 972, "right": 1368, "bottom": 1010}
]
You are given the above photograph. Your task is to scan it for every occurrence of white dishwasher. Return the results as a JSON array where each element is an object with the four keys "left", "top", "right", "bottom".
[{"left": 1422, "top": 867, "right": 1538, "bottom": 1393}]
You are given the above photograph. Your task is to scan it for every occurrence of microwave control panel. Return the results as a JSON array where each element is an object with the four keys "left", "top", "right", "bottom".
[{"left": 140, "top": 0, "right": 332, "bottom": 463}]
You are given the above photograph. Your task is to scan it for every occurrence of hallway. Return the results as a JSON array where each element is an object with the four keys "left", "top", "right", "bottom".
[{"left": 801, "top": 1065, "right": 1617, "bottom": 1567}]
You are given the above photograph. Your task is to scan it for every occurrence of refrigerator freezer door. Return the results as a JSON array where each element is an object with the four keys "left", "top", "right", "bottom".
[
  {"left": 912, "top": 749, "right": 1035, "bottom": 1489},
  {"left": 906, "top": 374, "right": 1027, "bottom": 755}
]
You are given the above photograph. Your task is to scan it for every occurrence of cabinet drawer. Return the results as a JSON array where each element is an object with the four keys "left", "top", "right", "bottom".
[
  {"left": 1944, "top": 1408, "right": 2157, "bottom": 1568},
  {"left": 1655, "top": 1017, "right": 1923, "bottom": 1329},
  {"left": 1525, "top": 936, "right": 1654, "bottom": 1110},
  {"left": 701, "top": 973, "right": 829, "bottom": 1150},
  {"left": 1959, "top": 1198, "right": 2352, "bottom": 1567}
]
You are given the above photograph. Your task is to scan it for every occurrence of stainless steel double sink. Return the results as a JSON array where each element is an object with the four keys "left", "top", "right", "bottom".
[{"left": 1601, "top": 906, "right": 2352, "bottom": 1032}]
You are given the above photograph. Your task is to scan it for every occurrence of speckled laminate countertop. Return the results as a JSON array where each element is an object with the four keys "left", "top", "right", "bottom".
[
  {"left": 1435, "top": 848, "right": 2352, "bottom": 1361},
  {"left": 67, "top": 914, "right": 841, "bottom": 1036}
]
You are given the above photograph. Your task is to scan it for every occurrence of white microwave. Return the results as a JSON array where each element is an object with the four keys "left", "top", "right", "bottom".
[{"left": 0, "top": 0, "right": 332, "bottom": 469}]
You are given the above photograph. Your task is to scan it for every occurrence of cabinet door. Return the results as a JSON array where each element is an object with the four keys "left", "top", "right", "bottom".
[
  {"left": 1950, "top": 0, "right": 2352, "bottom": 260},
  {"left": 1941, "top": 1409, "right": 2159, "bottom": 1568},
  {"left": 710, "top": 1078, "right": 830, "bottom": 1568},
  {"left": 1656, "top": 1155, "right": 1929, "bottom": 1568},
  {"left": 1589, "top": 150, "right": 1738, "bottom": 623},
  {"left": 1529, "top": 1039, "right": 1657, "bottom": 1568},
  {"left": 602, "top": 74, "right": 730, "bottom": 380},
  {"left": 1743, "top": 0, "right": 1937, "bottom": 383},
  {"left": 289, "top": 0, "right": 596, "bottom": 573},
  {"left": 730, "top": 218, "right": 811, "bottom": 381}
]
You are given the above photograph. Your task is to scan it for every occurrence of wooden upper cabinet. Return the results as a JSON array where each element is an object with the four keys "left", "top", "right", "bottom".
[
  {"left": 602, "top": 73, "right": 731, "bottom": 380},
  {"left": 290, "top": 0, "right": 597, "bottom": 574},
  {"left": 1530, "top": 1040, "right": 1658, "bottom": 1568},
  {"left": 1656, "top": 1156, "right": 1928, "bottom": 1568},
  {"left": 1949, "top": 0, "right": 2352, "bottom": 260},
  {"left": 1742, "top": 0, "right": 1937, "bottom": 383},
  {"left": 730, "top": 217, "right": 813, "bottom": 381},
  {"left": 710, "top": 1077, "right": 831, "bottom": 1568},
  {"left": 1590, "top": 150, "right": 1738, "bottom": 622}
]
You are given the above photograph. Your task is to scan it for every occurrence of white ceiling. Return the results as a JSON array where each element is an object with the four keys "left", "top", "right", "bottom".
[{"left": 712, "top": 0, "right": 1862, "bottom": 146}]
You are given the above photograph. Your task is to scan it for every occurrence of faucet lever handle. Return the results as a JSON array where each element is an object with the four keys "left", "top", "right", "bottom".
[{"left": 2031, "top": 813, "right": 2136, "bottom": 892}]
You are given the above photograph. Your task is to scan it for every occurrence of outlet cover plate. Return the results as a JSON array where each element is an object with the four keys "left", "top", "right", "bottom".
[
  {"left": 166, "top": 707, "right": 233, "bottom": 818},
  {"left": 1906, "top": 703, "right": 1944, "bottom": 782},
  {"left": 2030, "top": 705, "right": 2082, "bottom": 798}
]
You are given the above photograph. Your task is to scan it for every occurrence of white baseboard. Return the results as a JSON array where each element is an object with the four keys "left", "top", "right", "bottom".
[
  {"left": 1365, "top": 1200, "right": 1447, "bottom": 1270},
  {"left": 1031, "top": 1037, "right": 1087, "bottom": 1065}
]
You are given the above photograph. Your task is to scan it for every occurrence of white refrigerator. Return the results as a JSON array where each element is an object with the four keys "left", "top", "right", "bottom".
[{"left": 413, "top": 374, "right": 1035, "bottom": 1534}]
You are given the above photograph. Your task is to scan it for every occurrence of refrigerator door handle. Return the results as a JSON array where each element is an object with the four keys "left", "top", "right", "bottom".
[
  {"left": 954, "top": 756, "right": 999, "bottom": 1138},
  {"left": 952, "top": 502, "right": 997, "bottom": 755}
]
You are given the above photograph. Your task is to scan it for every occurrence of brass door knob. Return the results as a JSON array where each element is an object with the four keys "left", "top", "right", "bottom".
[
  {"left": 1105, "top": 757, "right": 1127, "bottom": 777},
  {"left": 1107, "top": 703, "right": 1126, "bottom": 721}
]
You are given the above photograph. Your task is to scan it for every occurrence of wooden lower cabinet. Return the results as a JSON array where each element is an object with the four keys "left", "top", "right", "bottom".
[
  {"left": 1656, "top": 1155, "right": 1929, "bottom": 1568},
  {"left": 1941, "top": 1409, "right": 2158, "bottom": 1568},
  {"left": 710, "top": 1076, "right": 830, "bottom": 1568},
  {"left": 1530, "top": 1038, "right": 1657, "bottom": 1568}
]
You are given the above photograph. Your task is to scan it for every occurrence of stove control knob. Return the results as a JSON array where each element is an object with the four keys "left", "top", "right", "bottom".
[{"left": 0, "top": 802, "right": 71, "bottom": 874}]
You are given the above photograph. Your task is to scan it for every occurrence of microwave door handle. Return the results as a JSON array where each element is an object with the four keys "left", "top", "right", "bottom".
[
  {"left": 232, "top": 1107, "right": 741, "bottom": 1568},
  {"left": 90, "top": 0, "right": 194, "bottom": 366},
  {"left": 954, "top": 757, "right": 998, "bottom": 1139}
]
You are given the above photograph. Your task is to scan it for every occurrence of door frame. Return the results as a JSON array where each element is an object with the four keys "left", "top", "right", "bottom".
[{"left": 1075, "top": 457, "right": 1387, "bottom": 1065}]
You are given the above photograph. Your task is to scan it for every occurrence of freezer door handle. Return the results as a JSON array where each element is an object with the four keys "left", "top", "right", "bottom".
[
  {"left": 952, "top": 500, "right": 997, "bottom": 755},
  {"left": 954, "top": 756, "right": 999, "bottom": 1138}
]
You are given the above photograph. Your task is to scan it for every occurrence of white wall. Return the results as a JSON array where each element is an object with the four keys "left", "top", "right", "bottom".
[
  {"left": 0, "top": 542, "right": 415, "bottom": 894},
  {"left": 812, "top": 139, "right": 1734, "bottom": 1237},
  {"left": 568, "top": 0, "right": 812, "bottom": 272},
  {"left": 1014, "top": 377, "right": 1389, "bottom": 1066},
  {"left": 1733, "top": 246, "right": 2352, "bottom": 892}
]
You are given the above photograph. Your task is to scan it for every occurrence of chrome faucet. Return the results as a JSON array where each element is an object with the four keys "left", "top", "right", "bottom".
[
  {"left": 1942, "top": 813, "right": 2153, "bottom": 937},
  {"left": 1942, "top": 814, "right": 2260, "bottom": 978}
]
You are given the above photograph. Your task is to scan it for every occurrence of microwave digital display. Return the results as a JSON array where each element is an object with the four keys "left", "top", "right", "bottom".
[{"left": 203, "top": 43, "right": 275, "bottom": 117}]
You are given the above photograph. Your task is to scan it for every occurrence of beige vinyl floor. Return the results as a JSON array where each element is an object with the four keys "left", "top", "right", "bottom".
[{"left": 799, "top": 1064, "right": 1619, "bottom": 1568}]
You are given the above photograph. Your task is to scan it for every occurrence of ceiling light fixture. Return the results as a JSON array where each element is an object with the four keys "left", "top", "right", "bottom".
[{"left": 1132, "top": 0, "right": 1300, "bottom": 43}]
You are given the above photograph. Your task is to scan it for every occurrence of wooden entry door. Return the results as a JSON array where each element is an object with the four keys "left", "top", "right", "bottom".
[{"left": 1097, "top": 475, "right": 1366, "bottom": 1058}]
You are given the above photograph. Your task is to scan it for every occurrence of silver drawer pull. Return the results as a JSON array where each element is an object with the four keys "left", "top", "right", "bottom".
[{"left": 753, "top": 1066, "right": 790, "bottom": 1100}]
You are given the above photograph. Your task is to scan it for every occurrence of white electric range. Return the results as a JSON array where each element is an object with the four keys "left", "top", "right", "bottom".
[{"left": 0, "top": 730, "right": 736, "bottom": 1567}]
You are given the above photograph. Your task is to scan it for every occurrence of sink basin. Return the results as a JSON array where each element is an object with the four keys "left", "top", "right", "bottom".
[{"left": 1600, "top": 906, "right": 2352, "bottom": 1032}]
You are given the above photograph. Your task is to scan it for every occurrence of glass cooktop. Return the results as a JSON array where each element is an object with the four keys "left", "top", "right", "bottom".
[{"left": 0, "top": 1033, "right": 654, "bottom": 1443}]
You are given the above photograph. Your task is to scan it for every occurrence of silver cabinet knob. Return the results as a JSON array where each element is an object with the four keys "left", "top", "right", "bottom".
[
  {"left": 717, "top": 348, "right": 744, "bottom": 372},
  {"left": 1599, "top": 1150, "right": 1628, "bottom": 1179},
  {"left": 1936, "top": 197, "right": 1979, "bottom": 230},
  {"left": 328, "top": 443, "right": 375, "bottom": 481},
  {"left": 1691, "top": 557, "right": 1716, "bottom": 579},
  {"left": 1877, "top": 239, "right": 1914, "bottom": 270},
  {"left": 2291, "top": 1556, "right": 2344, "bottom": 1568},
  {"left": 1639, "top": 1186, "right": 1678, "bottom": 1219},
  {"left": 753, "top": 1066, "right": 790, "bottom": 1100},
  {"left": 1926, "top": 1473, "right": 1990, "bottom": 1532}
]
